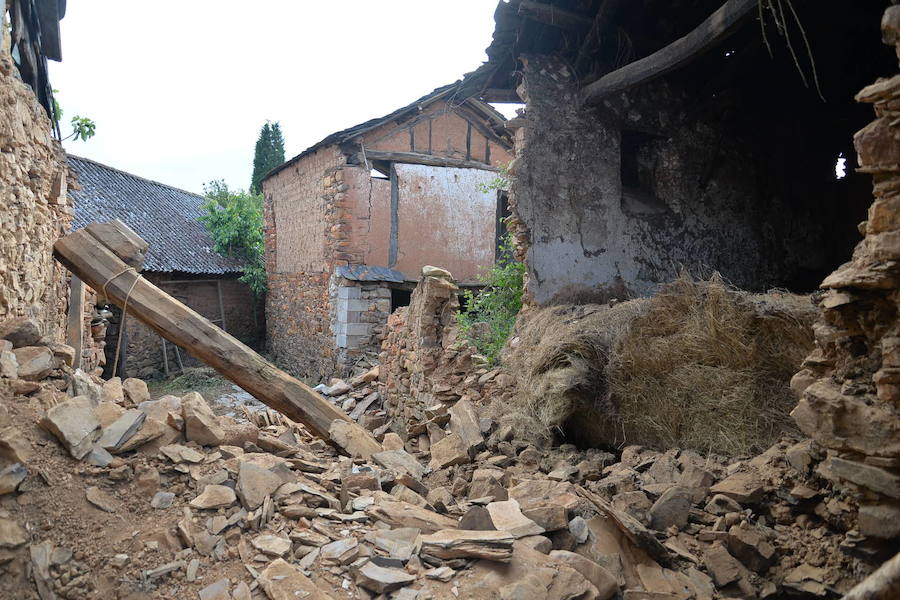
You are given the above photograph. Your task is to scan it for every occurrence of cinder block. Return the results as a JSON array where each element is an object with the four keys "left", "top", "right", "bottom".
[
  {"left": 338, "top": 286, "right": 361, "bottom": 300},
  {"left": 345, "top": 323, "right": 371, "bottom": 336}
]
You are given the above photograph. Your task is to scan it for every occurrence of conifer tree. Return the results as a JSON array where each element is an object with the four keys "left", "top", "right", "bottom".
[{"left": 250, "top": 121, "right": 285, "bottom": 194}]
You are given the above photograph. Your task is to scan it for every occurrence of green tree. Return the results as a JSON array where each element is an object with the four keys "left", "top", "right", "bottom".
[
  {"left": 250, "top": 121, "right": 285, "bottom": 194},
  {"left": 200, "top": 180, "right": 267, "bottom": 296}
]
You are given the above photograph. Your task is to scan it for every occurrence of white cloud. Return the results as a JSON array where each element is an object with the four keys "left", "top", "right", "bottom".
[{"left": 50, "top": 1, "right": 500, "bottom": 194}]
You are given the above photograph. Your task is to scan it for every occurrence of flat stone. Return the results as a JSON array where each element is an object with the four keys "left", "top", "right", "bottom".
[
  {"left": 190, "top": 484, "right": 237, "bottom": 509},
  {"left": 326, "top": 379, "right": 351, "bottom": 396},
  {"left": 858, "top": 503, "right": 900, "bottom": 539},
  {"left": 85, "top": 486, "right": 117, "bottom": 513},
  {"left": 329, "top": 419, "right": 382, "bottom": 459},
  {"left": 160, "top": 444, "right": 204, "bottom": 464},
  {"left": 369, "top": 527, "right": 420, "bottom": 561},
  {"left": 232, "top": 581, "right": 251, "bottom": 600},
  {"left": 39, "top": 397, "right": 101, "bottom": 459},
  {"left": 13, "top": 346, "right": 53, "bottom": 380},
  {"left": 703, "top": 543, "right": 746, "bottom": 587},
  {"left": 118, "top": 416, "right": 168, "bottom": 452},
  {"left": 122, "top": 378, "right": 150, "bottom": 405},
  {"left": 252, "top": 533, "right": 292, "bottom": 557},
  {"left": 49, "top": 343, "right": 76, "bottom": 367},
  {"left": 486, "top": 499, "right": 544, "bottom": 538},
  {"left": 648, "top": 486, "right": 692, "bottom": 531},
  {"left": 459, "top": 505, "right": 495, "bottom": 530},
  {"left": 150, "top": 491, "right": 176, "bottom": 509},
  {"left": 236, "top": 461, "right": 281, "bottom": 510},
  {"left": 97, "top": 409, "right": 146, "bottom": 452},
  {"left": 320, "top": 537, "right": 359, "bottom": 565},
  {"left": 829, "top": 456, "right": 900, "bottom": 498},
  {"left": 71, "top": 369, "right": 103, "bottom": 405},
  {"left": 704, "top": 493, "right": 742, "bottom": 515},
  {"left": 709, "top": 471, "right": 765, "bottom": 505},
  {"left": 521, "top": 503, "right": 568, "bottom": 532},
  {"left": 354, "top": 560, "right": 417, "bottom": 594},
  {"left": 0, "top": 350, "right": 17, "bottom": 379},
  {"left": 182, "top": 392, "right": 225, "bottom": 446},
  {"left": 84, "top": 446, "right": 115, "bottom": 467},
  {"left": 259, "top": 558, "right": 333, "bottom": 600},
  {"left": 373, "top": 449, "right": 426, "bottom": 480},
  {"left": 199, "top": 577, "right": 230, "bottom": 600},
  {"left": 429, "top": 433, "right": 470, "bottom": 470},
  {"left": 0, "top": 426, "right": 31, "bottom": 464},
  {"left": 101, "top": 378, "right": 125, "bottom": 404},
  {"left": 0, "top": 517, "right": 27, "bottom": 549},
  {"left": 367, "top": 500, "right": 457, "bottom": 533},
  {"left": 568, "top": 516, "right": 589, "bottom": 544},
  {"left": 519, "top": 535, "right": 553, "bottom": 554},
  {"left": 421, "top": 529, "right": 515, "bottom": 561},
  {"left": 448, "top": 397, "right": 484, "bottom": 453},
  {"left": 549, "top": 550, "right": 618, "bottom": 599},
  {"left": 0, "top": 317, "right": 43, "bottom": 347},
  {"left": 0, "top": 463, "right": 27, "bottom": 495},
  {"left": 382, "top": 432, "right": 405, "bottom": 451},
  {"left": 94, "top": 401, "right": 126, "bottom": 428}
]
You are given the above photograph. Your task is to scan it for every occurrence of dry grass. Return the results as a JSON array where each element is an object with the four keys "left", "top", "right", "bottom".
[{"left": 502, "top": 274, "right": 816, "bottom": 456}]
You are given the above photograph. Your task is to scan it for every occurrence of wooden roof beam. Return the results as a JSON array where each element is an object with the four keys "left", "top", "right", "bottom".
[
  {"left": 518, "top": 1, "right": 594, "bottom": 29},
  {"left": 362, "top": 150, "right": 498, "bottom": 171},
  {"left": 581, "top": 0, "right": 759, "bottom": 104}
]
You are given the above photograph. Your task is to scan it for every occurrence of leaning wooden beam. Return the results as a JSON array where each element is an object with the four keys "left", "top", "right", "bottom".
[
  {"left": 53, "top": 222, "right": 382, "bottom": 459},
  {"left": 518, "top": 0, "right": 593, "bottom": 28},
  {"left": 363, "top": 150, "right": 498, "bottom": 171},
  {"left": 581, "top": 0, "right": 759, "bottom": 104}
]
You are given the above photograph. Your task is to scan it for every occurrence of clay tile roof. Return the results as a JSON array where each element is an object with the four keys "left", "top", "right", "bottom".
[{"left": 67, "top": 155, "right": 245, "bottom": 275}]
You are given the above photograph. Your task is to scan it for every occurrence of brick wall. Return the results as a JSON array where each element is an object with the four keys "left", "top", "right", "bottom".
[
  {"left": 101, "top": 272, "right": 260, "bottom": 379},
  {"left": 0, "top": 29, "right": 72, "bottom": 343}
]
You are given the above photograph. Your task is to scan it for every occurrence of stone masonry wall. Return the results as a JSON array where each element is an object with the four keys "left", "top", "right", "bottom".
[
  {"left": 791, "top": 5, "right": 900, "bottom": 553},
  {"left": 0, "top": 23, "right": 71, "bottom": 343},
  {"left": 331, "top": 278, "right": 392, "bottom": 371}
]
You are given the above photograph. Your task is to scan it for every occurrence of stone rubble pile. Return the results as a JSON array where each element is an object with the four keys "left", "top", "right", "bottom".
[{"left": 0, "top": 313, "right": 888, "bottom": 599}]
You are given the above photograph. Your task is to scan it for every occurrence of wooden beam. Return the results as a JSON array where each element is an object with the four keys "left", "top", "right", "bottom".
[
  {"left": 364, "top": 150, "right": 498, "bottom": 171},
  {"left": 518, "top": 1, "right": 593, "bottom": 28},
  {"left": 53, "top": 223, "right": 382, "bottom": 459},
  {"left": 581, "top": 0, "right": 759, "bottom": 104},
  {"left": 66, "top": 276, "right": 84, "bottom": 370}
]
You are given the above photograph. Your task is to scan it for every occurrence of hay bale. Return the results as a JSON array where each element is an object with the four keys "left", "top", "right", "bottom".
[{"left": 503, "top": 275, "right": 816, "bottom": 456}]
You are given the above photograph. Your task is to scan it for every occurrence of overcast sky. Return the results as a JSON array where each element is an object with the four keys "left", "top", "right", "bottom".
[{"left": 49, "top": 1, "right": 510, "bottom": 195}]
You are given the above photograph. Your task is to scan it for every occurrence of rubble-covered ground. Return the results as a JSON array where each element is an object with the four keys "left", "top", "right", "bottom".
[{"left": 0, "top": 317, "right": 885, "bottom": 600}]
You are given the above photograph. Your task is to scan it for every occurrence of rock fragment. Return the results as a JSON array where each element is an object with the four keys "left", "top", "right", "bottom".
[
  {"left": 353, "top": 560, "right": 416, "bottom": 594},
  {"left": 182, "top": 392, "right": 226, "bottom": 446},
  {"left": 0, "top": 317, "right": 42, "bottom": 347},
  {"left": 39, "top": 397, "right": 101, "bottom": 459},
  {"left": 85, "top": 486, "right": 117, "bottom": 513},
  {"left": 421, "top": 529, "right": 515, "bottom": 561},
  {"left": 191, "top": 485, "right": 237, "bottom": 509},
  {"left": 13, "top": 346, "right": 53, "bottom": 380},
  {"left": 236, "top": 461, "right": 281, "bottom": 510}
]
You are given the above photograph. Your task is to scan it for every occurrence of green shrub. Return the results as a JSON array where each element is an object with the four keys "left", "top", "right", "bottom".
[{"left": 457, "top": 233, "right": 525, "bottom": 364}]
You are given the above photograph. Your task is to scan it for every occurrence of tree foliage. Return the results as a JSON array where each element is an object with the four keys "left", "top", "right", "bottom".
[
  {"left": 200, "top": 180, "right": 267, "bottom": 296},
  {"left": 250, "top": 121, "right": 285, "bottom": 194},
  {"left": 457, "top": 232, "right": 526, "bottom": 364}
]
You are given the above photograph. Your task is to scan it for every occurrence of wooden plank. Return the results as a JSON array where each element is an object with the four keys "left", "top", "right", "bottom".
[
  {"left": 364, "top": 150, "right": 498, "bottom": 171},
  {"left": 53, "top": 224, "right": 381, "bottom": 458},
  {"left": 518, "top": 1, "right": 593, "bottom": 28},
  {"left": 84, "top": 219, "right": 148, "bottom": 269},
  {"left": 66, "top": 276, "right": 84, "bottom": 370},
  {"left": 216, "top": 280, "right": 227, "bottom": 333},
  {"left": 581, "top": 0, "right": 759, "bottom": 104},
  {"left": 161, "top": 335, "right": 170, "bottom": 377}
]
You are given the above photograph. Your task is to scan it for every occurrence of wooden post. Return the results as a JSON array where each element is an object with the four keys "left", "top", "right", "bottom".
[
  {"left": 53, "top": 223, "right": 381, "bottom": 458},
  {"left": 216, "top": 280, "right": 227, "bottom": 333},
  {"left": 66, "top": 276, "right": 84, "bottom": 370},
  {"left": 161, "top": 336, "right": 170, "bottom": 377}
]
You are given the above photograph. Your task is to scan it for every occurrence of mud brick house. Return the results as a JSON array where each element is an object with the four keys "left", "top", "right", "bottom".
[
  {"left": 262, "top": 85, "right": 512, "bottom": 379},
  {"left": 68, "top": 156, "right": 262, "bottom": 379},
  {"left": 458, "top": 0, "right": 900, "bottom": 561}
]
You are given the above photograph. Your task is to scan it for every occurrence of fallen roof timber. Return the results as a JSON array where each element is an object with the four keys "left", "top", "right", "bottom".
[
  {"left": 581, "top": 0, "right": 760, "bottom": 104},
  {"left": 53, "top": 220, "right": 382, "bottom": 459}
]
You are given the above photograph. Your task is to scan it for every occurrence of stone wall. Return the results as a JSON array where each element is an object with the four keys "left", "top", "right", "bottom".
[
  {"left": 0, "top": 21, "right": 71, "bottom": 343},
  {"left": 791, "top": 5, "right": 900, "bottom": 553},
  {"left": 509, "top": 54, "right": 866, "bottom": 305},
  {"left": 331, "top": 278, "right": 392, "bottom": 368}
]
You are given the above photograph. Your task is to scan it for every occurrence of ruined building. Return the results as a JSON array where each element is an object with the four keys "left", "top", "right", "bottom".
[{"left": 261, "top": 86, "right": 511, "bottom": 379}]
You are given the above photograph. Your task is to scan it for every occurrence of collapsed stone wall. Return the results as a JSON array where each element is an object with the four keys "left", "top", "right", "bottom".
[
  {"left": 0, "top": 24, "right": 71, "bottom": 343},
  {"left": 791, "top": 5, "right": 900, "bottom": 553}
]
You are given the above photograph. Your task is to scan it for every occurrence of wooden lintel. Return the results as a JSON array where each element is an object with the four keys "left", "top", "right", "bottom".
[
  {"left": 363, "top": 150, "right": 498, "bottom": 171},
  {"left": 581, "top": 0, "right": 759, "bottom": 104},
  {"left": 518, "top": 0, "right": 593, "bottom": 28}
]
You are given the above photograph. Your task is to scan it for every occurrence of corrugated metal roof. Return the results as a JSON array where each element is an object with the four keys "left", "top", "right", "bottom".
[{"left": 67, "top": 155, "right": 246, "bottom": 275}]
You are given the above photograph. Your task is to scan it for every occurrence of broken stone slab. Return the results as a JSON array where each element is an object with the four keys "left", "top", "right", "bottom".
[
  {"left": 459, "top": 505, "right": 495, "bottom": 530},
  {"left": 421, "top": 529, "right": 515, "bottom": 562},
  {"left": 349, "top": 391, "right": 379, "bottom": 421},
  {"left": 368, "top": 527, "right": 420, "bottom": 561},
  {"left": 704, "top": 493, "right": 742, "bottom": 516},
  {"left": 320, "top": 537, "right": 360, "bottom": 565},
  {"left": 429, "top": 433, "right": 470, "bottom": 470},
  {"left": 251, "top": 533, "right": 292, "bottom": 557},
  {"left": 549, "top": 550, "right": 618, "bottom": 600},
  {"left": 39, "top": 396, "right": 102, "bottom": 460},
  {"left": 190, "top": 485, "right": 237, "bottom": 509},
  {"left": 0, "top": 425, "right": 31, "bottom": 464},
  {"left": 85, "top": 445, "right": 114, "bottom": 467},
  {"left": 373, "top": 449, "right": 426, "bottom": 480},
  {"left": 96, "top": 409, "right": 146, "bottom": 453},
  {"left": 122, "top": 378, "right": 150, "bottom": 405},
  {"left": 49, "top": 343, "right": 76, "bottom": 367},
  {"left": 0, "top": 317, "right": 43, "bottom": 348},
  {"left": 648, "top": 486, "right": 692, "bottom": 531},
  {"left": 726, "top": 524, "right": 775, "bottom": 573},
  {"left": 329, "top": 419, "right": 382, "bottom": 460},
  {"left": 448, "top": 397, "right": 484, "bottom": 453},
  {"left": 702, "top": 542, "right": 754, "bottom": 596},
  {"left": 259, "top": 558, "right": 336, "bottom": 599},
  {"left": 118, "top": 416, "right": 169, "bottom": 452},
  {"left": 150, "top": 491, "right": 175, "bottom": 509},
  {"left": 521, "top": 503, "right": 568, "bottom": 532},
  {"left": 85, "top": 486, "right": 117, "bottom": 513},
  {"left": 0, "top": 463, "right": 27, "bottom": 495},
  {"left": 13, "top": 346, "right": 53, "bottom": 380},
  {"left": 325, "top": 379, "right": 351, "bottom": 397},
  {"left": 351, "top": 366, "right": 380, "bottom": 388},
  {"left": 102, "top": 377, "right": 124, "bottom": 404},
  {"left": 486, "top": 499, "right": 544, "bottom": 538},
  {"left": 160, "top": 443, "right": 205, "bottom": 464},
  {"left": 829, "top": 456, "right": 900, "bottom": 498},
  {"left": 0, "top": 350, "right": 17, "bottom": 379},
  {"left": 182, "top": 392, "right": 226, "bottom": 446},
  {"left": 858, "top": 503, "right": 900, "bottom": 539},
  {"left": 94, "top": 401, "right": 125, "bottom": 428},
  {"left": 72, "top": 369, "right": 103, "bottom": 405},
  {"left": 353, "top": 559, "right": 417, "bottom": 594},
  {"left": 199, "top": 578, "right": 231, "bottom": 600},
  {"left": 381, "top": 432, "right": 404, "bottom": 451},
  {"left": 367, "top": 500, "right": 457, "bottom": 533},
  {"left": 0, "top": 518, "right": 27, "bottom": 549},
  {"left": 709, "top": 470, "right": 766, "bottom": 505},
  {"left": 236, "top": 461, "right": 282, "bottom": 510}
]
